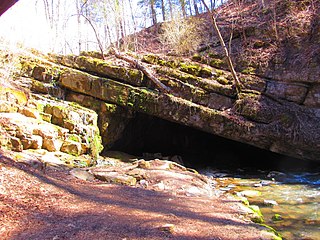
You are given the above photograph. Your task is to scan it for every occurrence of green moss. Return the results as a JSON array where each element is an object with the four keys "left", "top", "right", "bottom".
[
  {"left": 214, "top": 69, "right": 224, "bottom": 77},
  {"left": 88, "top": 134, "right": 103, "bottom": 163},
  {"left": 241, "top": 67, "right": 256, "bottom": 75},
  {"left": 192, "top": 53, "right": 202, "bottom": 62},
  {"left": 209, "top": 58, "right": 224, "bottom": 68},
  {"left": 200, "top": 67, "right": 212, "bottom": 78},
  {"left": 208, "top": 52, "right": 220, "bottom": 58},
  {"left": 20, "top": 60, "right": 36, "bottom": 77},
  {"left": 117, "top": 95, "right": 127, "bottom": 106},
  {"left": 179, "top": 62, "right": 202, "bottom": 76},
  {"left": 67, "top": 134, "right": 81, "bottom": 143},
  {"left": 259, "top": 224, "right": 282, "bottom": 240},
  {"left": 36, "top": 102, "right": 45, "bottom": 112},
  {"left": 217, "top": 76, "right": 229, "bottom": 85},
  {"left": 249, "top": 205, "right": 264, "bottom": 223},
  {"left": 103, "top": 103, "right": 117, "bottom": 113},
  {"left": 272, "top": 214, "right": 283, "bottom": 222},
  {"left": 142, "top": 54, "right": 160, "bottom": 65}
]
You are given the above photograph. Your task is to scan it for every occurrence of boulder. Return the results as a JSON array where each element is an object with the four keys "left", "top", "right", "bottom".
[
  {"left": 42, "top": 138, "right": 63, "bottom": 152},
  {"left": 10, "top": 137, "right": 23, "bottom": 152},
  {"left": 60, "top": 140, "right": 82, "bottom": 156}
]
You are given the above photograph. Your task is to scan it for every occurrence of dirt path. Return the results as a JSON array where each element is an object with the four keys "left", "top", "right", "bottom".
[{"left": 0, "top": 150, "right": 276, "bottom": 240}]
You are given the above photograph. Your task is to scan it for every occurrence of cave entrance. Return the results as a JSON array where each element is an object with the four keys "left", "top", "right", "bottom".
[{"left": 109, "top": 113, "right": 315, "bottom": 172}]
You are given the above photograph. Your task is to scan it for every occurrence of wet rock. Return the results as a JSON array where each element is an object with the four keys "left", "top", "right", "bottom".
[
  {"left": 267, "top": 171, "right": 287, "bottom": 180},
  {"left": 248, "top": 205, "right": 264, "bottom": 223},
  {"left": 263, "top": 199, "right": 278, "bottom": 206},
  {"left": 272, "top": 214, "right": 283, "bottom": 222},
  {"left": 238, "top": 190, "right": 262, "bottom": 198}
]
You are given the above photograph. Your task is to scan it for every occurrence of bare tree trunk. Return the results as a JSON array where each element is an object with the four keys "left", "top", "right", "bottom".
[
  {"left": 200, "top": 0, "right": 242, "bottom": 95},
  {"left": 150, "top": 0, "right": 157, "bottom": 25},
  {"left": 168, "top": 0, "right": 173, "bottom": 20},
  {"left": 180, "top": 0, "right": 187, "bottom": 17},
  {"left": 76, "top": 0, "right": 82, "bottom": 53},
  {"left": 129, "top": 0, "right": 138, "bottom": 51},
  {"left": 193, "top": 0, "right": 199, "bottom": 15},
  {"left": 161, "top": 0, "right": 166, "bottom": 21}
]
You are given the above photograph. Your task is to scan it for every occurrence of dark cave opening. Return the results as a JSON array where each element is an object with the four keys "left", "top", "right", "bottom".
[{"left": 109, "top": 113, "right": 317, "bottom": 172}]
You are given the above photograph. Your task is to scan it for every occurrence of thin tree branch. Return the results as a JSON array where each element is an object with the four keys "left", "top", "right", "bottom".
[
  {"left": 200, "top": 0, "right": 242, "bottom": 96},
  {"left": 78, "top": 13, "right": 105, "bottom": 59}
]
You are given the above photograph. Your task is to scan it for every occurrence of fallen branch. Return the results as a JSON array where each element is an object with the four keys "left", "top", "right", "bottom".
[{"left": 110, "top": 48, "right": 171, "bottom": 93}]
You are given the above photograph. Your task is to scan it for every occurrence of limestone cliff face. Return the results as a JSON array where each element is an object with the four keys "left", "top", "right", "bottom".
[{"left": 1, "top": 46, "right": 318, "bottom": 162}]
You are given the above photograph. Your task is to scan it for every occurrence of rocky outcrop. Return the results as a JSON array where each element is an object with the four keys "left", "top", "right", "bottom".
[{"left": 1, "top": 47, "right": 320, "bottom": 162}]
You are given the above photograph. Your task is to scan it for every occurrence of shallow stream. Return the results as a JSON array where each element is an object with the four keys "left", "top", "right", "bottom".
[{"left": 200, "top": 168, "right": 320, "bottom": 240}]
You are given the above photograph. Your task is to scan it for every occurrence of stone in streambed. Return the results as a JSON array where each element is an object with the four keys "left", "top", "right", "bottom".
[
  {"left": 248, "top": 205, "right": 264, "bottom": 223},
  {"left": 272, "top": 214, "right": 283, "bottom": 222},
  {"left": 263, "top": 199, "right": 278, "bottom": 206},
  {"left": 238, "top": 190, "right": 262, "bottom": 198}
]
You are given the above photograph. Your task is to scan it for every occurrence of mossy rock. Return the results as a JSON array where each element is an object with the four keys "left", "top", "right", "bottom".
[
  {"left": 272, "top": 214, "right": 283, "bottom": 222},
  {"left": 66, "top": 134, "right": 82, "bottom": 143},
  {"left": 74, "top": 56, "right": 144, "bottom": 86},
  {"left": 61, "top": 140, "right": 81, "bottom": 156},
  {"left": 208, "top": 58, "right": 225, "bottom": 68},
  {"left": 192, "top": 53, "right": 202, "bottom": 62},
  {"left": 248, "top": 205, "right": 264, "bottom": 223},
  {"left": 259, "top": 224, "right": 282, "bottom": 240},
  {"left": 216, "top": 76, "right": 229, "bottom": 85},
  {"left": 80, "top": 51, "right": 104, "bottom": 59}
]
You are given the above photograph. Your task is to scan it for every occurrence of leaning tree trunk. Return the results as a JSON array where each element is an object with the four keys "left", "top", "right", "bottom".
[{"left": 0, "top": 0, "right": 19, "bottom": 16}]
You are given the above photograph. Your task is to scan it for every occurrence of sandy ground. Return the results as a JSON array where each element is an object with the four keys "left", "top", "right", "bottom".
[{"left": 0, "top": 149, "right": 275, "bottom": 240}]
